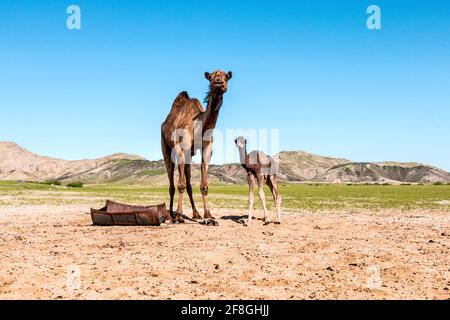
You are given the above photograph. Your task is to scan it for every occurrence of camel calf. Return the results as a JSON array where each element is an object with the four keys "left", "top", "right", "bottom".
[{"left": 234, "top": 137, "right": 282, "bottom": 226}]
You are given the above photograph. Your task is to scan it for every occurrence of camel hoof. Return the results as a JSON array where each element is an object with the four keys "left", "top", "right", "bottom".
[
  {"left": 263, "top": 221, "right": 271, "bottom": 226},
  {"left": 191, "top": 213, "right": 202, "bottom": 220},
  {"left": 203, "top": 211, "right": 213, "bottom": 219},
  {"left": 274, "top": 221, "right": 281, "bottom": 225},
  {"left": 174, "top": 214, "right": 185, "bottom": 224},
  {"left": 199, "top": 218, "right": 219, "bottom": 227}
]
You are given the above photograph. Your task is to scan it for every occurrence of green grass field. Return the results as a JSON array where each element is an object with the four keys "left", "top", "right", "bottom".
[{"left": 1, "top": 181, "right": 449, "bottom": 212}]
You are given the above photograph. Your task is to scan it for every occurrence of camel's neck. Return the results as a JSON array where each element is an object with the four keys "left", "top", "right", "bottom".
[
  {"left": 237, "top": 146, "right": 249, "bottom": 170},
  {"left": 201, "top": 92, "right": 223, "bottom": 131}
]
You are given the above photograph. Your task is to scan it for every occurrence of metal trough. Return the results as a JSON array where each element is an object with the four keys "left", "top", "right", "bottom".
[{"left": 89, "top": 200, "right": 167, "bottom": 226}]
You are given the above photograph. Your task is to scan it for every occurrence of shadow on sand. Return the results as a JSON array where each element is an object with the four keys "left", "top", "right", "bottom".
[
  {"left": 220, "top": 214, "right": 267, "bottom": 225},
  {"left": 220, "top": 214, "right": 247, "bottom": 224}
]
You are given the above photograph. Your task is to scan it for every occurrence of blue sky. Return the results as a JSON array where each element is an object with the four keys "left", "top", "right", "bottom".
[{"left": 1, "top": 0, "right": 449, "bottom": 170}]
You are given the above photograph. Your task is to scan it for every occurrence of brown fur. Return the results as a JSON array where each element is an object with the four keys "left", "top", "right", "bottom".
[
  {"left": 161, "top": 70, "right": 232, "bottom": 223},
  {"left": 234, "top": 137, "right": 282, "bottom": 225}
]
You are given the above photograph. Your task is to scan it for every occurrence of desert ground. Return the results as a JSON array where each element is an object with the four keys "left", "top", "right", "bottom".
[{"left": 0, "top": 182, "right": 449, "bottom": 300}]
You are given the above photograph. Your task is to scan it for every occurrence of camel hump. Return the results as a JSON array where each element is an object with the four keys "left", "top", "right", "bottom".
[
  {"left": 177, "top": 91, "right": 190, "bottom": 100},
  {"left": 171, "top": 91, "right": 190, "bottom": 110},
  {"left": 258, "top": 152, "right": 272, "bottom": 167},
  {"left": 248, "top": 151, "right": 272, "bottom": 167},
  {"left": 191, "top": 98, "right": 205, "bottom": 113}
]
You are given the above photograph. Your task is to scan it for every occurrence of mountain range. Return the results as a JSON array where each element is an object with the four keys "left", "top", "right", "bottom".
[{"left": 1, "top": 141, "right": 449, "bottom": 185}]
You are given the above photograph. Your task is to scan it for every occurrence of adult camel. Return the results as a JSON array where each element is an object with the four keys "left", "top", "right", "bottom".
[{"left": 161, "top": 70, "right": 232, "bottom": 223}]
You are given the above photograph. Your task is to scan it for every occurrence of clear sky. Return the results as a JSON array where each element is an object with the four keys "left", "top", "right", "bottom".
[{"left": 1, "top": 0, "right": 449, "bottom": 170}]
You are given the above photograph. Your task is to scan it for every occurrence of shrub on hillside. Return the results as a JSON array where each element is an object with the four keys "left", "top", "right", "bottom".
[
  {"left": 42, "top": 180, "right": 61, "bottom": 186},
  {"left": 67, "top": 181, "right": 83, "bottom": 188}
]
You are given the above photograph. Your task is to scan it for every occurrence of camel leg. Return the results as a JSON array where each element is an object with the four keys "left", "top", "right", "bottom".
[
  {"left": 257, "top": 175, "right": 270, "bottom": 225},
  {"left": 267, "top": 175, "right": 282, "bottom": 224},
  {"left": 185, "top": 163, "right": 201, "bottom": 219},
  {"left": 174, "top": 144, "right": 186, "bottom": 223},
  {"left": 245, "top": 174, "right": 255, "bottom": 226},
  {"left": 200, "top": 162, "right": 212, "bottom": 219},
  {"left": 166, "top": 162, "right": 175, "bottom": 223},
  {"left": 200, "top": 142, "right": 213, "bottom": 219},
  {"left": 161, "top": 137, "right": 175, "bottom": 223}
]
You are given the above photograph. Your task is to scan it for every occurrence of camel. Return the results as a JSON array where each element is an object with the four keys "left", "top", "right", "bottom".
[
  {"left": 161, "top": 70, "right": 232, "bottom": 223},
  {"left": 234, "top": 136, "right": 282, "bottom": 226}
]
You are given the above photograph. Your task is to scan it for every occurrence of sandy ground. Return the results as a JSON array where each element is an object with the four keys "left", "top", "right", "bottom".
[{"left": 0, "top": 203, "right": 449, "bottom": 300}]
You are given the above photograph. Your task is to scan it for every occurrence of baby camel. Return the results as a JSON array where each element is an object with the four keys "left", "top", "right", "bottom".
[{"left": 234, "top": 137, "right": 282, "bottom": 226}]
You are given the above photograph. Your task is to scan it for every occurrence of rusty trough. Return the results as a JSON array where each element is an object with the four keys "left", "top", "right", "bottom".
[{"left": 89, "top": 200, "right": 168, "bottom": 226}]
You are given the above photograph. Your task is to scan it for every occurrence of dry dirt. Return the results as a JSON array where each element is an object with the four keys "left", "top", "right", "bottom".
[{"left": 0, "top": 203, "right": 449, "bottom": 300}]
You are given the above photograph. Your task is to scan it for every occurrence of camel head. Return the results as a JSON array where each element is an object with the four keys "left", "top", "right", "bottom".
[
  {"left": 234, "top": 136, "right": 247, "bottom": 150},
  {"left": 205, "top": 70, "right": 232, "bottom": 94}
]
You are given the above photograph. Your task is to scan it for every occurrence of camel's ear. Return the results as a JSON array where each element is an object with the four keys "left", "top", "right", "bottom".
[
  {"left": 204, "top": 72, "right": 211, "bottom": 80},
  {"left": 227, "top": 71, "right": 233, "bottom": 80},
  {"left": 234, "top": 138, "right": 238, "bottom": 144}
]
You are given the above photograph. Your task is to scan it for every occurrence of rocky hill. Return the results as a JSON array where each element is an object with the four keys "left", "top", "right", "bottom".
[
  {"left": 275, "top": 151, "right": 350, "bottom": 181},
  {"left": 317, "top": 162, "right": 450, "bottom": 184},
  {"left": 1, "top": 141, "right": 449, "bottom": 184},
  {"left": 0, "top": 142, "right": 144, "bottom": 182}
]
